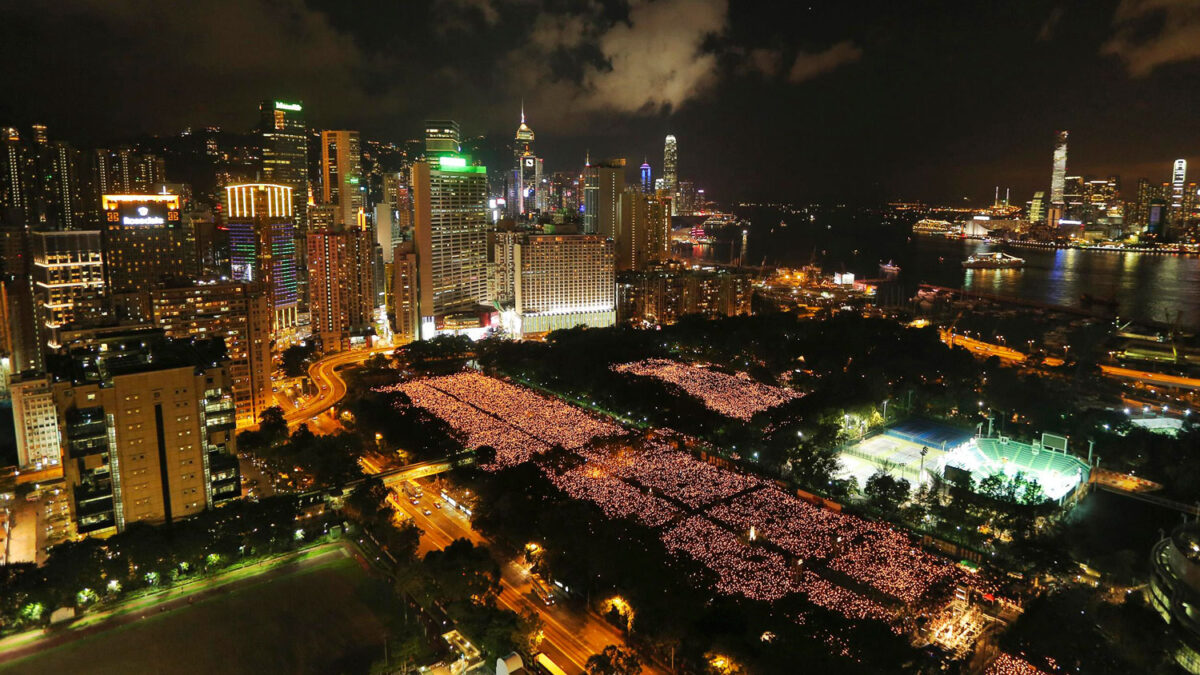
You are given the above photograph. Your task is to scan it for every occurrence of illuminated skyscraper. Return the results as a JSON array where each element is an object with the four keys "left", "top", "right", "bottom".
[
  {"left": 412, "top": 153, "right": 489, "bottom": 338},
  {"left": 513, "top": 109, "right": 541, "bottom": 216},
  {"left": 307, "top": 216, "right": 375, "bottom": 352},
  {"left": 582, "top": 159, "right": 625, "bottom": 238},
  {"left": 424, "top": 120, "right": 461, "bottom": 154},
  {"left": 511, "top": 234, "right": 615, "bottom": 336},
  {"left": 258, "top": 100, "right": 310, "bottom": 229},
  {"left": 30, "top": 230, "right": 106, "bottom": 348},
  {"left": 617, "top": 188, "right": 670, "bottom": 272},
  {"left": 101, "top": 193, "right": 185, "bottom": 320},
  {"left": 640, "top": 160, "right": 652, "bottom": 193},
  {"left": 225, "top": 183, "right": 298, "bottom": 336},
  {"left": 1050, "top": 130, "right": 1068, "bottom": 206},
  {"left": 1169, "top": 159, "right": 1188, "bottom": 230},
  {"left": 320, "top": 130, "right": 363, "bottom": 228},
  {"left": 152, "top": 282, "right": 273, "bottom": 426},
  {"left": 1028, "top": 191, "right": 1046, "bottom": 224},
  {"left": 663, "top": 134, "right": 678, "bottom": 215}
]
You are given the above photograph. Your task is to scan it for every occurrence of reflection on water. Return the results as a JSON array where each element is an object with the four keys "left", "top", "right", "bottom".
[{"left": 680, "top": 212, "right": 1200, "bottom": 329}]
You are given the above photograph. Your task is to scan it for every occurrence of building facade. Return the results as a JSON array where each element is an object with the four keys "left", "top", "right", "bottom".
[
  {"left": 225, "top": 183, "right": 299, "bottom": 338},
  {"left": 617, "top": 262, "right": 753, "bottom": 326},
  {"left": 11, "top": 377, "right": 62, "bottom": 469},
  {"left": 411, "top": 154, "right": 490, "bottom": 338},
  {"left": 320, "top": 130, "right": 363, "bottom": 228},
  {"left": 151, "top": 282, "right": 273, "bottom": 426},
  {"left": 511, "top": 234, "right": 615, "bottom": 336},
  {"left": 101, "top": 193, "right": 185, "bottom": 320},
  {"left": 30, "top": 230, "right": 106, "bottom": 349}
]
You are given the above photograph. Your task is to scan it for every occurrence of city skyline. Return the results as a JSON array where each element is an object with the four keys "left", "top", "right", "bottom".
[{"left": 1, "top": 1, "right": 1199, "bottom": 203}]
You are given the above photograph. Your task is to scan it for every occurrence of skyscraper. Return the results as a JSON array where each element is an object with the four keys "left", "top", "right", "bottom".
[
  {"left": 617, "top": 189, "right": 671, "bottom": 272},
  {"left": 307, "top": 217, "right": 375, "bottom": 352},
  {"left": 582, "top": 159, "right": 625, "bottom": 238},
  {"left": 52, "top": 331, "right": 237, "bottom": 537},
  {"left": 1169, "top": 159, "right": 1188, "bottom": 233},
  {"left": 30, "top": 230, "right": 106, "bottom": 349},
  {"left": 513, "top": 110, "right": 541, "bottom": 217},
  {"left": 320, "top": 130, "right": 363, "bottom": 228},
  {"left": 10, "top": 377, "right": 61, "bottom": 469},
  {"left": 640, "top": 160, "right": 652, "bottom": 193},
  {"left": 411, "top": 153, "right": 489, "bottom": 338},
  {"left": 511, "top": 234, "right": 615, "bottom": 336},
  {"left": 424, "top": 120, "right": 461, "bottom": 154},
  {"left": 225, "top": 183, "right": 298, "bottom": 337},
  {"left": 390, "top": 241, "right": 419, "bottom": 344},
  {"left": 101, "top": 193, "right": 185, "bottom": 320},
  {"left": 1050, "top": 131, "right": 1068, "bottom": 206},
  {"left": 259, "top": 100, "right": 310, "bottom": 229},
  {"left": 663, "top": 134, "right": 678, "bottom": 215},
  {"left": 151, "top": 282, "right": 273, "bottom": 426}
]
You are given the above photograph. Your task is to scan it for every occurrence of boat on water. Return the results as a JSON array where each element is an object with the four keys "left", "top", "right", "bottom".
[
  {"left": 880, "top": 261, "right": 901, "bottom": 276},
  {"left": 962, "top": 252, "right": 1024, "bottom": 269}
]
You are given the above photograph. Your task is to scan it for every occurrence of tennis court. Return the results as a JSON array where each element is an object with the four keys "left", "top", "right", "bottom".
[{"left": 836, "top": 420, "right": 974, "bottom": 488}]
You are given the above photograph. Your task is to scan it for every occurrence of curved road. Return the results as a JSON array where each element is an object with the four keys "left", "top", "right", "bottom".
[{"left": 283, "top": 346, "right": 397, "bottom": 428}]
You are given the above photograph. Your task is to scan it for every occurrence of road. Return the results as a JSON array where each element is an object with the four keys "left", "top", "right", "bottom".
[
  {"left": 284, "top": 345, "right": 396, "bottom": 429},
  {"left": 392, "top": 489, "right": 657, "bottom": 675},
  {"left": 941, "top": 330, "right": 1200, "bottom": 393}
]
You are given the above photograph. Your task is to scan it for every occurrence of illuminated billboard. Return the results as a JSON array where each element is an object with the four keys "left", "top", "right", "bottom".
[{"left": 102, "top": 194, "right": 180, "bottom": 228}]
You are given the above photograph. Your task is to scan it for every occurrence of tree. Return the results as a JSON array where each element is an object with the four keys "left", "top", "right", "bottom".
[
  {"left": 586, "top": 645, "right": 642, "bottom": 675},
  {"left": 863, "top": 470, "right": 910, "bottom": 516},
  {"left": 423, "top": 539, "right": 500, "bottom": 604}
]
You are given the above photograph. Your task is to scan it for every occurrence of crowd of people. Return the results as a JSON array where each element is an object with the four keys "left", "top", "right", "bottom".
[
  {"left": 580, "top": 441, "right": 766, "bottom": 508},
  {"left": 381, "top": 371, "right": 969, "bottom": 630},
  {"left": 985, "top": 653, "right": 1050, "bottom": 675},
  {"left": 612, "top": 359, "right": 799, "bottom": 420},
  {"left": 547, "top": 463, "right": 679, "bottom": 528},
  {"left": 377, "top": 372, "right": 623, "bottom": 467}
]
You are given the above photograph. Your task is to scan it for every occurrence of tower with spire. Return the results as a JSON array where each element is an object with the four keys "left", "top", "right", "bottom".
[{"left": 512, "top": 104, "right": 541, "bottom": 217}]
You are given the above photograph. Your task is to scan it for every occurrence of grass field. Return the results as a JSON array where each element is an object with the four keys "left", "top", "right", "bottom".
[{"left": 2, "top": 556, "right": 409, "bottom": 675}]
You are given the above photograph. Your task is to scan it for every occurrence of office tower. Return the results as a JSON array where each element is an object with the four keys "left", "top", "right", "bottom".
[
  {"left": 225, "top": 183, "right": 298, "bottom": 337},
  {"left": 676, "top": 180, "right": 697, "bottom": 216},
  {"left": 100, "top": 193, "right": 186, "bottom": 320},
  {"left": 30, "top": 231, "right": 106, "bottom": 349},
  {"left": 582, "top": 159, "right": 626, "bottom": 238},
  {"left": 1050, "top": 131, "right": 1068, "bottom": 205},
  {"left": 320, "top": 130, "right": 363, "bottom": 228},
  {"left": 424, "top": 120, "right": 461, "bottom": 154},
  {"left": 508, "top": 234, "right": 615, "bottom": 336},
  {"left": 152, "top": 282, "right": 272, "bottom": 426},
  {"left": 664, "top": 134, "right": 678, "bottom": 215},
  {"left": 1168, "top": 159, "right": 1188, "bottom": 235},
  {"left": 307, "top": 218, "right": 375, "bottom": 352},
  {"left": 512, "top": 109, "right": 541, "bottom": 217},
  {"left": 1029, "top": 191, "right": 1046, "bottom": 224},
  {"left": 52, "top": 331, "right": 237, "bottom": 537},
  {"left": 617, "top": 188, "right": 671, "bottom": 272},
  {"left": 617, "top": 262, "right": 753, "bottom": 326},
  {"left": 391, "top": 241, "right": 419, "bottom": 343},
  {"left": 258, "top": 100, "right": 310, "bottom": 228},
  {"left": 411, "top": 153, "right": 489, "bottom": 338},
  {"left": 10, "top": 377, "right": 62, "bottom": 469},
  {"left": 641, "top": 160, "right": 652, "bottom": 193},
  {"left": 1063, "top": 175, "right": 1085, "bottom": 220}
]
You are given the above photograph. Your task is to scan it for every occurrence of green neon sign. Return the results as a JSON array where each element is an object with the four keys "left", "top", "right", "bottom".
[{"left": 274, "top": 101, "right": 302, "bottom": 111}]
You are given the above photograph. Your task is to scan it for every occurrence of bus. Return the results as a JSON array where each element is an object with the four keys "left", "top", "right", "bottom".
[
  {"left": 531, "top": 577, "right": 555, "bottom": 606},
  {"left": 534, "top": 653, "right": 569, "bottom": 675},
  {"left": 401, "top": 480, "right": 422, "bottom": 500}
]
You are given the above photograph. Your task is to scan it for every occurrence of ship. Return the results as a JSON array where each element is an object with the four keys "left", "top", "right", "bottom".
[
  {"left": 913, "top": 218, "right": 952, "bottom": 234},
  {"left": 961, "top": 252, "right": 1024, "bottom": 269},
  {"left": 879, "top": 261, "right": 901, "bottom": 276}
]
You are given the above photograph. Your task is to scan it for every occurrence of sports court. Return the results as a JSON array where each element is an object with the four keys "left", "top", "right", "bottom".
[{"left": 836, "top": 420, "right": 975, "bottom": 488}]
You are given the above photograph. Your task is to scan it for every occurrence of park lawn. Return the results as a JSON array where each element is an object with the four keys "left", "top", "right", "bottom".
[{"left": 3, "top": 556, "right": 410, "bottom": 675}]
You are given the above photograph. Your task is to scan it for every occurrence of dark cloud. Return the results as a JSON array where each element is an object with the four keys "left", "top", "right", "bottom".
[
  {"left": 787, "top": 41, "right": 862, "bottom": 83},
  {"left": 1103, "top": 0, "right": 1200, "bottom": 76}
]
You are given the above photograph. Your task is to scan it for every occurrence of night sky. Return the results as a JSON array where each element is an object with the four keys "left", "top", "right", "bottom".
[{"left": 2, "top": 0, "right": 1199, "bottom": 204}]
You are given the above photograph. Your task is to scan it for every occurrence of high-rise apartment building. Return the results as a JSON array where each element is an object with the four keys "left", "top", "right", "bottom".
[
  {"left": 1050, "top": 131, "right": 1068, "bottom": 206},
  {"left": 510, "top": 234, "right": 615, "bottom": 336},
  {"left": 411, "top": 153, "right": 490, "bottom": 338},
  {"left": 321, "top": 130, "right": 364, "bottom": 228},
  {"left": 30, "top": 230, "right": 106, "bottom": 348},
  {"left": 11, "top": 377, "right": 62, "bottom": 469},
  {"left": 391, "top": 241, "right": 419, "bottom": 344},
  {"left": 225, "top": 183, "right": 299, "bottom": 337},
  {"left": 101, "top": 193, "right": 185, "bottom": 320},
  {"left": 582, "top": 159, "right": 625, "bottom": 238},
  {"left": 258, "top": 100, "right": 310, "bottom": 229},
  {"left": 1, "top": 128, "right": 31, "bottom": 219},
  {"left": 52, "top": 332, "right": 238, "bottom": 537},
  {"left": 307, "top": 221, "right": 375, "bottom": 352},
  {"left": 0, "top": 210, "right": 42, "bottom": 375},
  {"left": 151, "top": 282, "right": 272, "bottom": 426},
  {"left": 617, "top": 262, "right": 753, "bottom": 326},
  {"left": 616, "top": 189, "right": 671, "bottom": 272}
]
